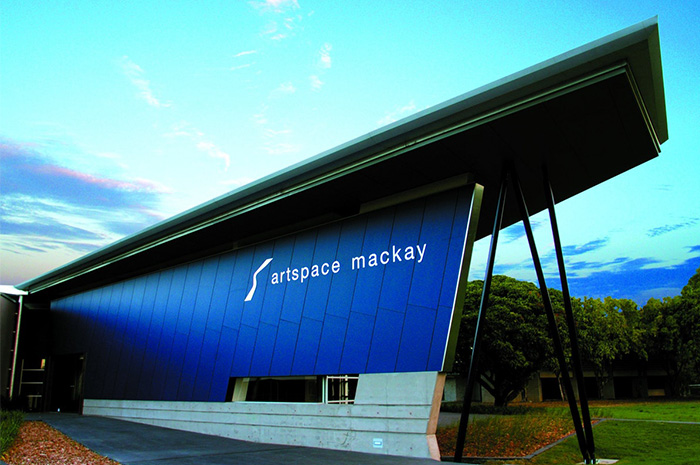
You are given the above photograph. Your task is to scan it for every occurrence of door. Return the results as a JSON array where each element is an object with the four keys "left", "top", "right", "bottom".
[{"left": 47, "top": 354, "right": 86, "bottom": 413}]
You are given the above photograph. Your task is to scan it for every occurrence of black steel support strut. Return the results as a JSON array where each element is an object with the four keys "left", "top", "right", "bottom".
[
  {"left": 542, "top": 166, "right": 596, "bottom": 463},
  {"left": 453, "top": 164, "right": 594, "bottom": 463},
  {"left": 453, "top": 169, "right": 509, "bottom": 463},
  {"left": 508, "top": 166, "right": 591, "bottom": 464}
]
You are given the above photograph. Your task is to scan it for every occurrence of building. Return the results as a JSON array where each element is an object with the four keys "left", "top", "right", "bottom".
[{"left": 2, "top": 19, "right": 666, "bottom": 459}]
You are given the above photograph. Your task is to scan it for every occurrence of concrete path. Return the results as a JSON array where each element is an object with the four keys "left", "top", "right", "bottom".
[{"left": 27, "top": 413, "right": 440, "bottom": 465}]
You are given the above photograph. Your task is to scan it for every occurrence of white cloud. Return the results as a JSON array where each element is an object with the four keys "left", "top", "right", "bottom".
[
  {"left": 269, "top": 81, "right": 296, "bottom": 97},
  {"left": 309, "top": 75, "right": 324, "bottom": 91},
  {"left": 119, "top": 56, "right": 171, "bottom": 108},
  {"left": 253, "top": 107, "right": 269, "bottom": 125},
  {"left": 318, "top": 43, "right": 332, "bottom": 69},
  {"left": 232, "top": 50, "right": 257, "bottom": 71},
  {"left": 234, "top": 50, "right": 258, "bottom": 58},
  {"left": 263, "top": 141, "right": 300, "bottom": 155},
  {"left": 197, "top": 141, "right": 231, "bottom": 170},
  {"left": 250, "top": 0, "right": 300, "bottom": 13},
  {"left": 264, "top": 128, "right": 292, "bottom": 138},
  {"left": 162, "top": 122, "right": 230, "bottom": 170},
  {"left": 377, "top": 100, "right": 417, "bottom": 126}
]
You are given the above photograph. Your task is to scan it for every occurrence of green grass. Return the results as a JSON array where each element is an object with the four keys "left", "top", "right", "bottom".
[
  {"left": 0, "top": 410, "right": 24, "bottom": 455},
  {"left": 587, "top": 400, "right": 700, "bottom": 422},
  {"left": 440, "top": 400, "right": 700, "bottom": 464},
  {"left": 502, "top": 419, "right": 700, "bottom": 465}
]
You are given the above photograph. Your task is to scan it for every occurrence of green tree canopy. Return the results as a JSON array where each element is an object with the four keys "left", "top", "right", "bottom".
[
  {"left": 573, "top": 296, "right": 645, "bottom": 397},
  {"left": 641, "top": 266, "right": 700, "bottom": 395},
  {"left": 455, "top": 267, "right": 700, "bottom": 405},
  {"left": 455, "top": 275, "right": 551, "bottom": 406}
]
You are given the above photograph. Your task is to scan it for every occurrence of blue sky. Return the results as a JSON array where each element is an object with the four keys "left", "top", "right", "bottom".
[{"left": 1, "top": 0, "right": 699, "bottom": 305}]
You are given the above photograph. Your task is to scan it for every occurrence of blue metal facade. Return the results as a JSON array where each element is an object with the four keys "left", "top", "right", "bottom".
[{"left": 50, "top": 187, "right": 474, "bottom": 401}]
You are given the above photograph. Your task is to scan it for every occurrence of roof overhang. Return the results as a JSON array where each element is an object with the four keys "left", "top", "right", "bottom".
[{"left": 17, "top": 18, "right": 666, "bottom": 298}]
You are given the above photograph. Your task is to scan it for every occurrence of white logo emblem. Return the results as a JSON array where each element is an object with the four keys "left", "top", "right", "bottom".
[{"left": 244, "top": 258, "right": 273, "bottom": 302}]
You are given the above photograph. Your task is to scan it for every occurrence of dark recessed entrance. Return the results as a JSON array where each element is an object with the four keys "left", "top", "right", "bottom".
[{"left": 46, "top": 353, "right": 86, "bottom": 414}]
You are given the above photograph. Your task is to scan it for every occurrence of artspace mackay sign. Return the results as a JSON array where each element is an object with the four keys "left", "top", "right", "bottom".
[
  {"left": 245, "top": 243, "right": 428, "bottom": 301},
  {"left": 231, "top": 185, "right": 476, "bottom": 378}
]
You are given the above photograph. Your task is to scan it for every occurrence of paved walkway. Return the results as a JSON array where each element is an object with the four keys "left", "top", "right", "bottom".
[{"left": 26, "top": 413, "right": 441, "bottom": 465}]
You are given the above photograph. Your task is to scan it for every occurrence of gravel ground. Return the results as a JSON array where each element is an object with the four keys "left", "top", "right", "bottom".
[{"left": 1, "top": 421, "right": 121, "bottom": 465}]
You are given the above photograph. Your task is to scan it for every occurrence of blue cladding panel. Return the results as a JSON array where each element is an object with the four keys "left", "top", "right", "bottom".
[
  {"left": 302, "top": 224, "right": 339, "bottom": 322},
  {"left": 50, "top": 186, "right": 474, "bottom": 401},
  {"left": 281, "top": 231, "right": 317, "bottom": 324},
  {"left": 396, "top": 305, "right": 437, "bottom": 372},
  {"left": 269, "top": 319, "right": 299, "bottom": 375},
  {"left": 250, "top": 322, "right": 277, "bottom": 376},
  {"left": 314, "top": 314, "right": 347, "bottom": 374},
  {"left": 192, "top": 328, "right": 221, "bottom": 400},
  {"left": 259, "top": 237, "right": 293, "bottom": 326},
  {"left": 428, "top": 304, "right": 455, "bottom": 370},
  {"left": 350, "top": 211, "right": 393, "bottom": 317},
  {"left": 366, "top": 308, "right": 404, "bottom": 372},
  {"left": 208, "top": 254, "right": 235, "bottom": 330},
  {"left": 209, "top": 325, "right": 238, "bottom": 401},
  {"left": 326, "top": 218, "right": 366, "bottom": 319},
  {"left": 291, "top": 317, "right": 323, "bottom": 375},
  {"left": 340, "top": 311, "right": 376, "bottom": 373},
  {"left": 232, "top": 324, "right": 257, "bottom": 376}
]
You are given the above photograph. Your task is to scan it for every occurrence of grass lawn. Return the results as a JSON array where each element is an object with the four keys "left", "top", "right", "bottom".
[
  {"left": 587, "top": 399, "right": 700, "bottom": 422},
  {"left": 439, "top": 400, "right": 700, "bottom": 464},
  {"left": 503, "top": 419, "right": 700, "bottom": 465}
]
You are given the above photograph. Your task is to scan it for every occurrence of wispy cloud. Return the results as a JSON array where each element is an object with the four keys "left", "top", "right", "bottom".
[
  {"left": 119, "top": 56, "right": 171, "bottom": 108},
  {"left": 318, "top": 43, "right": 332, "bottom": 69},
  {"left": 234, "top": 50, "right": 258, "bottom": 58},
  {"left": 377, "top": 100, "right": 417, "bottom": 126},
  {"left": 1, "top": 139, "right": 170, "bottom": 208},
  {"left": 0, "top": 138, "right": 170, "bottom": 283},
  {"left": 163, "top": 121, "right": 231, "bottom": 170},
  {"left": 250, "top": 0, "right": 299, "bottom": 13},
  {"left": 647, "top": 218, "right": 698, "bottom": 237},
  {"left": 232, "top": 50, "right": 257, "bottom": 71},
  {"left": 687, "top": 245, "right": 700, "bottom": 255},
  {"left": 262, "top": 142, "right": 300, "bottom": 155},
  {"left": 251, "top": 0, "right": 302, "bottom": 41},
  {"left": 262, "top": 124, "right": 299, "bottom": 155},
  {"left": 196, "top": 141, "right": 231, "bottom": 170},
  {"left": 231, "top": 63, "right": 253, "bottom": 71},
  {"left": 269, "top": 81, "right": 296, "bottom": 97},
  {"left": 561, "top": 238, "right": 609, "bottom": 256},
  {"left": 309, "top": 75, "right": 324, "bottom": 91},
  {"left": 568, "top": 256, "right": 700, "bottom": 304},
  {"left": 253, "top": 109, "right": 269, "bottom": 125}
]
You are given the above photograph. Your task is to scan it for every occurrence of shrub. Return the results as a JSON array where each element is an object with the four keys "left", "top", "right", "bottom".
[{"left": 1, "top": 410, "right": 24, "bottom": 455}]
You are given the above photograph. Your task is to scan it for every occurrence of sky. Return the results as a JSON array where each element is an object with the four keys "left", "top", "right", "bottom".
[{"left": 1, "top": 0, "right": 699, "bottom": 305}]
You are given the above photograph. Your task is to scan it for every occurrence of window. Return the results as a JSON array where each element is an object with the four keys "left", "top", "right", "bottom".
[
  {"left": 228, "top": 374, "right": 359, "bottom": 404},
  {"left": 324, "top": 375, "right": 358, "bottom": 404}
]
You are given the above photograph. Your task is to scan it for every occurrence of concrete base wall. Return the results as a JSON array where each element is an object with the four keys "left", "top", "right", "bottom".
[{"left": 83, "top": 371, "right": 444, "bottom": 460}]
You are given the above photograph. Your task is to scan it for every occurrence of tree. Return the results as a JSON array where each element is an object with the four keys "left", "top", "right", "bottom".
[
  {"left": 681, "top": 265, "right": 700, "bottom": 305},
  {"left": 642, "top": 266, "right": 700, "bottom": 396},
  {"left": 573, "top": 296, "right": 644, "bottom": 398},
  {"left": 455, "top": 276, "right": 551, "bottom": 406},
  {"left": 541, "top": 288, "right": 571, "bottom": 400}
]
